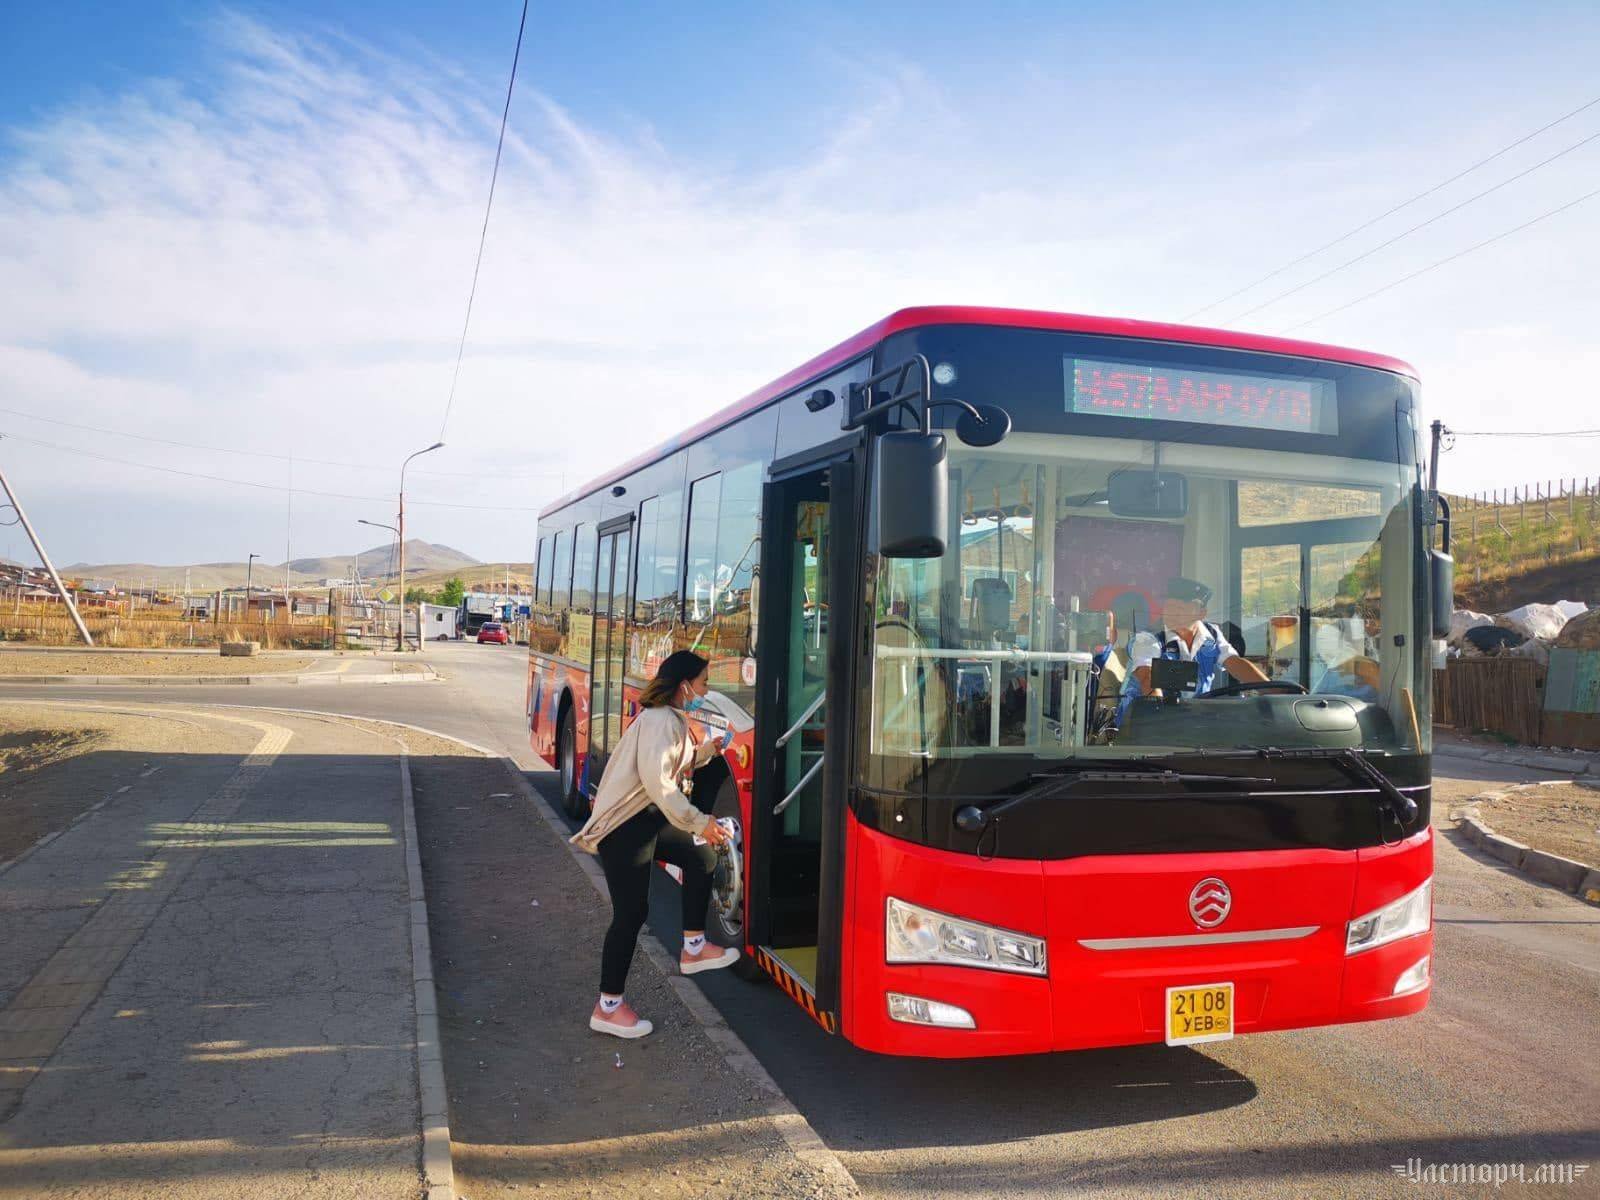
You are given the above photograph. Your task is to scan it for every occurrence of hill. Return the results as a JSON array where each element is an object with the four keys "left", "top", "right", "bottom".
[
  {"left": 1449, "top": 487, "right": 1600, "bottom": 612},
  {"left": 397, "top": 562, "right": 534, "bottom": 593},
  {"left": 286, "top": 541, "right": 479, "bottom": 580},
  {"left": 61, "top": 540, "right": 480, "bottom": 592}
]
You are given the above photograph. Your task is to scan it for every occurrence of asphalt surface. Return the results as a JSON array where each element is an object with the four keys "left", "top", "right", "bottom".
[
  {"left": 5, "top": 642, "right": 1597, "bottom": 1198},
  {"left": 0, "top": 703, "right": 423, "bottom": 1198}
]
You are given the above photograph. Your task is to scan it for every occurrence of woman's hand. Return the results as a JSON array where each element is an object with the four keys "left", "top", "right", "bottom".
[{"left": 700, "top": 818, "right": 732, "bottom": 847}]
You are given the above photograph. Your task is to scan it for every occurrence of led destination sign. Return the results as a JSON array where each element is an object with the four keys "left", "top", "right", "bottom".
[{"left": 1066, "top": 356, "right": 1337, "bottom": 435}]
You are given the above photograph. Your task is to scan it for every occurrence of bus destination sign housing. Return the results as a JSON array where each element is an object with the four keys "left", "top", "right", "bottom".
[{"left": 1065, "top": 355, "right": 1338, "bottom": 435}]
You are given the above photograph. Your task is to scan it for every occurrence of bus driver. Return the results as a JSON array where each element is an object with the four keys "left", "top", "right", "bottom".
[{"left": 1120, "top": 576, "right": 1269, "bottom": 718}]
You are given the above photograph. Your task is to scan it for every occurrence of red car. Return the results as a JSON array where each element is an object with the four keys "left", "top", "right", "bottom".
[{"left": 476, "top": 622, "right": 509, "bottom": 645}]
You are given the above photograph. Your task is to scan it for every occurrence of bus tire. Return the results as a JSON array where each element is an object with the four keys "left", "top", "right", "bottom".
[
  {"left": 557, "top": 708, "right": 587, "bottom": 820},
  {"left": 707, "top": 776, "right": 763, "bottom": 982}
]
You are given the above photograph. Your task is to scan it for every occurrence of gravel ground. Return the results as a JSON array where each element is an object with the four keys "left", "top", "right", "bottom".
[
  {"left": 0, "top": 651, "right": 314, "bottom": 676},
  {"left": 1477, "top": 782, "right": 1600, "bottom": 867}
]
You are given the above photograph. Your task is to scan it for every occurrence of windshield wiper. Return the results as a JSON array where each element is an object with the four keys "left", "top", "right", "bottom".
[
  {"left": 955, "top": 766, "right": 1274, "bottom": 835},
  {"left": 1250, "top": 746, "right": 1418, "bottom": 826}
]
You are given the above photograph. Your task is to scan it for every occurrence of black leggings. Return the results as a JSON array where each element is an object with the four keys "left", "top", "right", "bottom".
[{"left": 596, "top": 805, "right": 717, "bottom": 996}]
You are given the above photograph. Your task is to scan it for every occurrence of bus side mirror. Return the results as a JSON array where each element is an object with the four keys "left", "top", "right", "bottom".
[
  {"left": 878, "top": 431, "right": 948, "bottom": 558},
  {"left": 1428, "top": 490, "right": 1453, "bottom": 639},
  {"left": 1430, "top": 550, "right": 1453, "bottom": 640}
]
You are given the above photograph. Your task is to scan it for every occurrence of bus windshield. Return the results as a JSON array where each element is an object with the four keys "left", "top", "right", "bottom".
[{"left": 866, "top": 332, "right": 1428, "bottom": 787}]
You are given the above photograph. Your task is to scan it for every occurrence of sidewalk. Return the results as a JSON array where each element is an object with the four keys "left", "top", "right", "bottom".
[
  {"left": 403, "top": 729, "right": 857, "bottom": 1200},
  {"left": 1434, "top": 729, "right": 1597, "bottom": 775},
  {"left": 0, "top": 654, "right": 437, "bottom": 687},
  {"left": 0, "top": 705, "right": 427, "bottom": 1198}
]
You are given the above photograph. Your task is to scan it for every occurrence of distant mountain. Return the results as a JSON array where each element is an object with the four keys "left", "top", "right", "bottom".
[
  {"left": 287, "top": 541, "right": 480, "bottom": 581},
  {"left": 60, "top": 540, "right": 481, "bottom": 591}
]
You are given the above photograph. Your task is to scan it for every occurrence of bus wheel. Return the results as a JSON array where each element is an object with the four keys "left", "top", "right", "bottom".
[
  {"left": 557, "top": 709, "right": 587, "bottom": 820},
  {"left": 707, "top": 776, "right": 762, "bottom": 981}
]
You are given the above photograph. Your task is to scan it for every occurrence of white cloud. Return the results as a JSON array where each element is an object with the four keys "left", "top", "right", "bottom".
[{"left": 1, "top": 13, "right": 1597, "bottom": 564}]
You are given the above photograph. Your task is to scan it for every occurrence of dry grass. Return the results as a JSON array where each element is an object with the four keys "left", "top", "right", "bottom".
[
  {"left": 1450, "top": 489, "right": 1600, "bottom": 588},
  {"left": 0, "top": 651, "right": 315, "bottom": 676},
  {"left": 2, "top": 609, "right": 332, "bottom": 649},
  {"left": 0, "top": 727, "right": 98, "bottom": 778}
]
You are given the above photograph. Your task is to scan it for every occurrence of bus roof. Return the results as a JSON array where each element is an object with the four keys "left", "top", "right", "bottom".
[{"left": 539, "top": 305, "right": 1418, "bottom": 518}]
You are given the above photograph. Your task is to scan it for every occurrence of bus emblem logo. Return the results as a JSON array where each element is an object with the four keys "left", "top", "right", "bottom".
[{"left": 1189, "top": 878, "right": 1231, "bottom": 928}]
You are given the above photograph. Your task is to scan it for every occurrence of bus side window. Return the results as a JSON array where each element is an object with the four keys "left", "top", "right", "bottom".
[
  {"left": 630, "top": 483, "right": 684, "bottom": 672},
  {"left": 549, "top": 528, "right": 569, "bottom": 608},
  {"left": 685, "top": 473, "right": 722, "bottom": 623},
  {"left": 560, "top": 524, "right": 596, "bottom": 662}
]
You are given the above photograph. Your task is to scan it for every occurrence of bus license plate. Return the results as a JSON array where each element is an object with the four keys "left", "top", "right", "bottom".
[{"left": 1165, "top": 982, "right": 1234, "bottom": 1046}]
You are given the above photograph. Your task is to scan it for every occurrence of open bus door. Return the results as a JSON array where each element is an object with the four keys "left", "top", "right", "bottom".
[
  {"left": 744, "top": 451, "right": 860, "bottom": 1034},
  {"left": 585, "top": 516, "right": 633, "bottom": 790}
]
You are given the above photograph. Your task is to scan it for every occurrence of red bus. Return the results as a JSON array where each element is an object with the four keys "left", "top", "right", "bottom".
[{"left": 527, "top": 306, "right": 1448, "bottom": 1056}]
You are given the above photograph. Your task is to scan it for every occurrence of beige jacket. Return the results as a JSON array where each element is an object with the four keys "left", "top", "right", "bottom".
[{"left": 569, "top": 705, "right": 718, "bottom": 853}]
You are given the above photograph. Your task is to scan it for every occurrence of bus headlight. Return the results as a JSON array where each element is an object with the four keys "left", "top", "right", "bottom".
[
  {"left": 1345, "top": 880, "right": 1431, "bottom": 955},
  {"left": 886, "top": 897, "right": 1048, "bottom": 976}
]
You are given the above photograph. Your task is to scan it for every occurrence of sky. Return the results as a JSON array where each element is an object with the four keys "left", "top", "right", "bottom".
[{"left": 2, "top": 1, "right": 1599, "bottom": 568}]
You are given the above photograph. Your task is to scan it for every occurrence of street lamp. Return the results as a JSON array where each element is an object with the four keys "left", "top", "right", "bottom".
[{"left": 395, "top": 442, "right": 444, "bottom": 650}]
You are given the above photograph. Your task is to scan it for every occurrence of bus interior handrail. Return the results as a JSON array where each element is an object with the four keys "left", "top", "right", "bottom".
[
  {"left": 776, "top": 689, "right": 826, "bottom": 748},
  {"left": 774, "top": 756, "right": 824, "bottom": 815},
  {"left": 874, "top": 646, "right": 1096, "bottom": 665}
]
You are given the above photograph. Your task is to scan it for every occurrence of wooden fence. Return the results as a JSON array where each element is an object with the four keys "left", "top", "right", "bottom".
[
  {"left": 1433, "top": 657, "right": 1544, "bottom": 744},
  {"left": 0, "top": 607, "right": 333, "bottom": 649}
]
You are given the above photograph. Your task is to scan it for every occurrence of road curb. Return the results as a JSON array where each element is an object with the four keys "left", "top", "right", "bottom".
[
  {"left": 0, "top": 669, "right": 439, "bottom": 686},
  {"left": 1452, "top": 786, "right": 1600, "bottom": 906},
  {"left": 398, "top": 748, "right": 456, "bottom": 1200}
]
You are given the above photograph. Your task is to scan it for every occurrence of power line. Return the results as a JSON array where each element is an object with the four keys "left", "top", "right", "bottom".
[
  {"left": 437, "top": 0, "right": 528, "bottom": 443},
  {"left": 1183, "top": 92, "right": 1600, "bottom": 321},
  {"left": 0, "top": 405, "right": 559, "bottom": 481},
  {"left": 1449, "top": 428, "right": 1600, "bottom": 437},
  {"left": 1, "top": 431, "right": 547, "bottom": 511},
  {"left": 1220, "top": 126, "right": 1600, "bottom": 325},
  {"left": 1284, "top": 183, "right": 1600, "bottom": 331}
]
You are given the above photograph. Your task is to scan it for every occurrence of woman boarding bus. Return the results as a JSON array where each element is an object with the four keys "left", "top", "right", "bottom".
[{"left": 571, "top": 650, "right": 739, "bottom": 1038}]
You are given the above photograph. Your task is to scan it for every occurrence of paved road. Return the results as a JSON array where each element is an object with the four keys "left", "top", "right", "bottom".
[
  {"left": 6, "top": 643, "right": 1598, "bottom": 1198},
  {"left": 0, "top": 703, "right": 424, "bottom": 1199}
]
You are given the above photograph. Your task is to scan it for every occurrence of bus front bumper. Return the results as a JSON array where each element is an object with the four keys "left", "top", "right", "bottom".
[{"left": 844, "top": 819, "right": 1433, "bottom": 1058}]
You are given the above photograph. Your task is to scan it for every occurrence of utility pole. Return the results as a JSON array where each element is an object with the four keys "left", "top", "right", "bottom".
[
  {"left": 0, "top": 451, "right": 94, "bottom": 646},
  {"left": 245, "top": 553, "right": 260, "bottom": 625},
  {"left": 396, "top": 442, "right": 444, "bottom": 651}
]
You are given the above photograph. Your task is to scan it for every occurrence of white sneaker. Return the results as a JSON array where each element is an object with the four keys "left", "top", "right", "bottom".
[
  {"left": 680, "top": 945, "right": 740, "bottom": 975},
  {"left": 589, "top": 1011, "right": 653, "bottom": 1039}
]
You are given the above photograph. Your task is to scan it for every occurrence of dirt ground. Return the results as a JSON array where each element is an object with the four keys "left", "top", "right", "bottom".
[
  {"left": 1455, "top": 551, "right": 1600, "bottom": 612},
  {"left": 0, "top": 703, "right": 257, "bottom": 864},
  {"left": 1477, "top": 782, "right": 1600, "bottom": 867},
  {"left": 0, "top": 651, "right": 314, "bottom": 675},
  {"left": 404, "top": 730, "right": 850, "bottom": 1200}
]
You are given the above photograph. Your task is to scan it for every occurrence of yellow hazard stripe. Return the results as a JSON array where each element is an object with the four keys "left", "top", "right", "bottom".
[{"left": 753, "top": 948, "right": 838, "bottom": 1035}]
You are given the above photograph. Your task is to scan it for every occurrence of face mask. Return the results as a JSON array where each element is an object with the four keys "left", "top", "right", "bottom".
[{"left": 684, "top": 694, "right": 708, "bottom": 713}]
